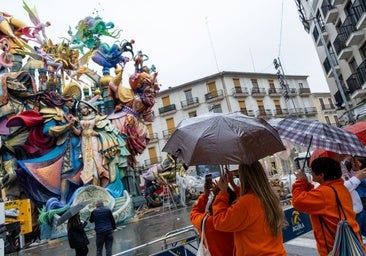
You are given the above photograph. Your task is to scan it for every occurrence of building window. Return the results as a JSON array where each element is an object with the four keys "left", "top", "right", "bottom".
[
  {"left": 188, "top": 111, "right": 197, "bottom": 117},
  {"left": 251, "top": 79, "right": 258, "bottom": 88},
  {"left": 184, "top": 89, "right": 193, "bottom": 101},
  {"left": 319, "top": 98, "right": 325, "bottom": 109},
  {"left": 233, "top": 78, "right": 240, "bottom": 87},
  {"left": 209, "top": 104, "right": 222, "bottom": 113},
  {"left": 162, "top": 96, "right": 171, "bottom": 107},
  {"left": 298, "top": 83, "right": 303, "bottom": 89},
  {"left": 325, "top": 116, "right": 331, "bottom": 125}
]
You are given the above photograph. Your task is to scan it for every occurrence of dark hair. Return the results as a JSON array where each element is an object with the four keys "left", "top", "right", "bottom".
[{"left": 311, "top": 157, "right": 341, "bottom": 181}]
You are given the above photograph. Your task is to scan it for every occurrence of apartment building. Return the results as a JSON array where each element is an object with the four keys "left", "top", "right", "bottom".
[
  {"left": 312, "top": 92, "right": 340, "bottom": 125},
  {"left": 296, "top": 0, "right": 366, "bottom": 125},
  {"left": 135, "top": 71, "right": 318, "bottom": 172}
]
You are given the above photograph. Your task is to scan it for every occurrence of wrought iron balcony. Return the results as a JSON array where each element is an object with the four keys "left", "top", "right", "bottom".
[
  {"left": 181, "top": 97, "right": 199, "bottom": 109},
  {"left": 240, "top": 108, "right": 248, "bottom": 116},
  {"left": 298, "top": 88, "right": 311, "bottom": 95},
  {"left": 289, "top": 108, "right": 304, "bottom": 116},
  {"left": 339, "top": 15, "right": 357, "bottom": 43},
  {"left": 149, "top": 132, "right": 159, "bottom": 143},
  {"left": 231, "top": 87, "right": 249, "bottom": 97},
  {"left": 352, "top": 2, "right": 366, "bottom": 29},
  {"left": 158, "top": 104, "right": 176, "bottom": 115},
  {"left": 162, "top": 128, "right": 175, "bottom": 139},
  {"left": 304, "top": 107, "right": 317, "bottom": 116},
  {"left": 321, "top": 104, "right": 335, "bottom": 111},
  {"left": 268, "top": 87, "right": 282, "bottom": 97},
  {"left": 204, "top": 89, "right": 224, "bottom": 102},
  {"left": 251, "top": 87, "right": 266, "bottom": 97},
  {"left": 256, "top": 108, "right": 266, "bottom": 117},
  {"left": 144, "top": 156, "right": 162, "bottom": 167}
]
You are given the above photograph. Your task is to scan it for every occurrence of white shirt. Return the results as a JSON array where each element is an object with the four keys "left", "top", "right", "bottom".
[{"left": 342, "top": 163, "right": 363, "bottom": 214}]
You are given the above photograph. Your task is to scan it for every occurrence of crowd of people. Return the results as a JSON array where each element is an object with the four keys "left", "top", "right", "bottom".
[{"left": 190, "top": 153, "right": 366, "bottom": 256}]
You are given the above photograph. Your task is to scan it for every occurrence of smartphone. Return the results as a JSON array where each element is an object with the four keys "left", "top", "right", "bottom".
[{"left": 205, "top": 174, "right": 213, "bottom": 188}]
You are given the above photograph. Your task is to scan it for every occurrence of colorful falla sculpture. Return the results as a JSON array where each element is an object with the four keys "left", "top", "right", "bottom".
[{"left": 0, "top": 1, "right": 160, "bottom": 241}]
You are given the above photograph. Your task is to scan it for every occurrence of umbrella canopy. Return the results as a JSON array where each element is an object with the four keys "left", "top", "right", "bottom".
[
  {"left": 162, "top": 111, "right": 286, "bottom": 166},
  {"left": 56, "top": 200, "right": 89, "bottom": 226},
  {"left": 309, "top": 148, "right": 341, "bottom": 166},
  {"left": 343, "top": 121, "right": 366, "bottom": 146},
  {"left": 268, "top": 118, "right": 366, "bottom": 157}
]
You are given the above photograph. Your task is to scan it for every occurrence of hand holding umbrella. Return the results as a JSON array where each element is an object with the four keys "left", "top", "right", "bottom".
[{"left": 294, "top": 169, "right": 307, "bottom": 181}]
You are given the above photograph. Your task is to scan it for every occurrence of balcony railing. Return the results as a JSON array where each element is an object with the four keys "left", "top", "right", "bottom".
[
  {"left": 333, "top": 33, "right": 347, "bottom": 55},
  {"left": 181, "top": 97, "right": 199, "bottom": 109},
  {"left": 352, "top": 2, "right": 366, "bottom": 26},
  {"left": 289, "top": 108, "right": 304, "bottom": 116},
  {"left": 158, "top": 104, "right": 176, "bottom": 115},
  {"left": 204, "top": 89, "right": 224, "bottom": 101},
  {"left": 321, "top": 104, "right": 335, "bottom": 111},
  {"left": 149, "top": 132, "right": 159, "bottom": 142},
  {"left": 298, "top": 88, "right": 311, "bottom": 95},
  {"left": 240, "top": 108, "right": 248, "bottom": 116},
  {"left": 339, "top": 14, "right": 357, "bottom": 42},
  {"left": 304, "top": 107, "right": 317, "bottom": 115},
  {"left": 162, "top": 128, "right": 175, "bottom": 138},
  {"left": 321, "top": 1, "right": 333, "bottom": 20},
  {"left": 251, "top": 87, "right": 266, "bottom": 96},
  {"left": 144, "top": 156, "right": 162, "bottom": 167},
  {"left": 256, "top": 108, "right": 266, "bottom": 117},
  {"left": 357, "top": 59, "right": 366, "bottom": 85},
  {"left": 347, "top": 73, "right": 362, "bottom": 94},
  {"left": 268, "top": 87, "right": 282, "bottom": 96},
  {"left": 231, "top": 87, "right": 249, "bottom": 96}
]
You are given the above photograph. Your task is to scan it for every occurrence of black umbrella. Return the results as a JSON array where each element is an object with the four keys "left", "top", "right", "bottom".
[
  {"left": 56, "top": 200, "right": 89, "bottom": 226},
  {"left": 162, "top": 111, "right": 285, "bottom": 165}
]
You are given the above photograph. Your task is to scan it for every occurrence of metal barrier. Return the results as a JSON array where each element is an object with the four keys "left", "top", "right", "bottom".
[{"left": 114, "top": 225, "right": 199, "bottom": 256}]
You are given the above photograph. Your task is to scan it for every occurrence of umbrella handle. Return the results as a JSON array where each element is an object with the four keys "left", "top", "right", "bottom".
[{"left": 302, "top": 136, "right": 313, "bottom": 170}]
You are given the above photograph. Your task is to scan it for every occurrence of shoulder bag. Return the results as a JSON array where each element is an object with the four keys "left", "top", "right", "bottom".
[
  {"left": 319, "top": 186, "right": 365, "bottom": 256},
  {"left": 196, "top": 214, "right": 211, "bottom": 256}
]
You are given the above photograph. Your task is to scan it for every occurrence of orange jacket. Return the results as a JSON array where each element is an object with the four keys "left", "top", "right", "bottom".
[
  {"left": 190, "top": 194, "right": 234, "bottom": 256},
  {"left": 292, "top": 178, "right": 366, "bottom": 256},
  {"left": 212, "top": 190, "right": 286, "bottom": 256}
]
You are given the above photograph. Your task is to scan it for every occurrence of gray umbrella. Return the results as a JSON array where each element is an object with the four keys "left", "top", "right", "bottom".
[
  {"left": 56, "top": 200, "right": 90, "bottom": 226},
  {"left": 162, "top": 111, "right": 286, "bottom": 166}
]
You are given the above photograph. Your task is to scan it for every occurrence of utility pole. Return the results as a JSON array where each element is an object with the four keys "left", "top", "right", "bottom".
[
  {"left": 274, "top": 57, "right": 300, "bottom": 117},
  {"left": 294, "top": 0, "right": 354, "bottom": 124}
]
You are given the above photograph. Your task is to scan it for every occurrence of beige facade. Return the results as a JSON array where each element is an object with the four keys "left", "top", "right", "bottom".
[
  {"left": 136, "top": 71, "right": 319, "bottom": 175},
  {"left": 297, "top": 0, "right": 366, "bottom": 125},
  {"left": 312, "top": 92, "right": 340, "bottom": 125}
]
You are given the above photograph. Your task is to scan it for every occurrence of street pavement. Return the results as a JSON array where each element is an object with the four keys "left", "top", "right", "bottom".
[{"left": 10, "top": 204, "right": 322, "bottom": 256}]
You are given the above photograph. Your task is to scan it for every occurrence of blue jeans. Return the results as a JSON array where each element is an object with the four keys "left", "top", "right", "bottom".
[
  {"left": 96, "top": 230, "right": 114, "bottom": 256},
  {"left": 356, "top": 210, "right": 366, "bottom": 236}
]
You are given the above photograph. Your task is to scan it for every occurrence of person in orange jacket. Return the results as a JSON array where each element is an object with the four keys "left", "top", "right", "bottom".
[
  {"left": 212, "top": 161, "right": 287, "bottom": 256},
  {"left": 292, "top": 151, "right": 366, "bottom": 256},
  {"left": 190, "top": 171, "right": 237, "bottom": 256}
]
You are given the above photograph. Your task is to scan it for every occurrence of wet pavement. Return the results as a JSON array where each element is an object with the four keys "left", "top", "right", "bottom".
[
  {"left": 7, "top": 204, "right": 320, "bottom": 256},
  {"left": 11, "top": 205, "right": 194, "bottom": 256}
]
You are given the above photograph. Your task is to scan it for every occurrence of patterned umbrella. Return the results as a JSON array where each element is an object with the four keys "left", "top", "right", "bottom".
[
  {"left": 162, "top": 111, "right": 286, "bottom": 166},
  {"left": 268, "top": 118, "right": 366, "bottom": 157},
  {"left": 343, "top": 121, "right": 366, "bottom": 146}
]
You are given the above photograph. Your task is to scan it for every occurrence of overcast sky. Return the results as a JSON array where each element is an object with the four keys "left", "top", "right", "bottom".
[{"left": 3, "top": 0, "right": 329, "bottom": 92}]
